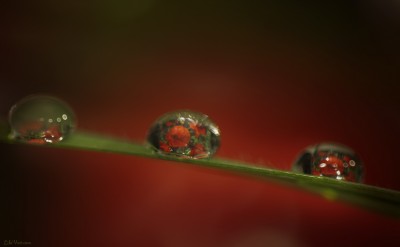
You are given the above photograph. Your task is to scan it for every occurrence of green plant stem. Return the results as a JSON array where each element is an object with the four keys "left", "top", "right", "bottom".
[{"left": 1, "top": 121, "right": 399, "bottom": 218}]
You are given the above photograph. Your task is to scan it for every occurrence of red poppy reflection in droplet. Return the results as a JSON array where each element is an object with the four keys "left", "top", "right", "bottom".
[
  {"left": 292, "top": 143, "right": 364, "bottom": 182},
  {"left": 147, "top": 110, "right": 220, "bottom": 159},
  {"left": 165, "top": 125, "right": 191, "bottom": 148}
]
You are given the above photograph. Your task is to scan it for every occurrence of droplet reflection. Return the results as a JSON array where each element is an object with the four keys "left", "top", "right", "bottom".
[
  {"left": 8, "top": 95, "right": 76, "bottom": 144},
  {"left": 292, "top": 143, "right": 364, "bottom": 182},
  {"left": 147, "top": 110, "right": 221, "bottom": 159}
]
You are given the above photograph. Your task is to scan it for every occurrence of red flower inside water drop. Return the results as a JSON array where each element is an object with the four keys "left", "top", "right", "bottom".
[
  {"left": 43, "top": 125, "right": 63, "bottom": 143},
  {"left": 165, "top": 125, "right": 191, "bottom": 148},
  {"left": 190, "top": 143, "right": 206, "bottom": 157},
  {"left": 165, "top": 121, "right": 174, "bottom": 127},
  {"left": 189, "top": 122, "right": 207, "bottom": 137},
  {"left": 318, "top": 155, "right": 344, "bottom": 177},
  {"left": 159, "top": 142, "right": 171, "bottom": 152}
]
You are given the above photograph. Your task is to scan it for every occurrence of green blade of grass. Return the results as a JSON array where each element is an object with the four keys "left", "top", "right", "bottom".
[{"left": 1, "top": 121, "right": 399, "bottom": 218}]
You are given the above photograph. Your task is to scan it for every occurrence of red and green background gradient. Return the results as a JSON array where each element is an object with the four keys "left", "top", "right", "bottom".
[{"left": 1, "top": 1, "right": 400, "bottom": 246}]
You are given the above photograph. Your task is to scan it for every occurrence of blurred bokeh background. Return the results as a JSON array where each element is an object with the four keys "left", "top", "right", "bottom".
[{"left": 1, "top": 1, "right": 400, "bottom": 246}]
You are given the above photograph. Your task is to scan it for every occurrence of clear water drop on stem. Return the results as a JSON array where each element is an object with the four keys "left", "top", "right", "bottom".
[
  {"left": 8, "top": 95, "right": 77, "bottom": 144},
  {"left": 292, "top": 143, "right": 364, "bottom": 182},
  {"left": 147, "top": 110, "right": 221, "bottom": 159}
]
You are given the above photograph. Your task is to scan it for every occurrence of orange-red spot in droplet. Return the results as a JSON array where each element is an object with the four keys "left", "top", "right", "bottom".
[
  {"left": 27, "top": 139, "right": 46, "bottom": 145},
  {"left": 189, "top": 122, "right": 207, "bottom": 137},
  {"left": 159, "top": 142, "right": 171, "bottom": 152},
  {"left": 165, "top": 126, "right": 191, "bottom": 148},
  {"left": 319, "top": 165, "right": 338, "bottom": 176},
  {"left": 343, "top": 155, "right": 351, "bottom": 163},
  {"left": 319, "top": 155, "right": 344, "bottom": 176},
  {"left": 43, "top": 125, "right": 62, "bottom": 143},
  {"left": 18, "top": 120, "right": 44, "bottom": 135},
  {"left": 190, "top": 143, "right": 206, "bottom": 157}
]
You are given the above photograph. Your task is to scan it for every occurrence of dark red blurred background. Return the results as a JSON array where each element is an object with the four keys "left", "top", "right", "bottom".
[{"left": 1, "top": 1, "right": 400, "bottom": 246}]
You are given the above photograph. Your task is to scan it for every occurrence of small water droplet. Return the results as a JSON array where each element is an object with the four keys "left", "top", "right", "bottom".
[
  {"left": 8, "top": 95, "right": 76, "bottom": 144},
  {"left": 147, "top": 110, "right": 220, "bottom": 159},
  {"left": 292, "top": 143, "right": 364, "bottom": 182}
]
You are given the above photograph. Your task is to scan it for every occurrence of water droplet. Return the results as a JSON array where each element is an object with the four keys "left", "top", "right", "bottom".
[
  {"left": 292, "top": 143, "right": 364, "bottom": 182},
  {"left": 8, "top": 95, "right": 76, "bottom": 144},
  {"left": 147, "top": 110, "right": 220, "bottom": 159}
]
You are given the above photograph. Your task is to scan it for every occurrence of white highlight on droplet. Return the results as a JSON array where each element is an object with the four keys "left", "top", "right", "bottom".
[
  {"left": 319, "top": 163, "right": 327, "bottom": 168},
  {"left": 57, "top": 118, "right": 61, "bottom": 122},
  {"left": 62, "top": 114, "right": 68, "bottom": 120},
  {"left": 349, "top": 160, "right": 356, "bottom": 166},
  {"left": 48, "top": 119, "right": 53, "bottom": 123},
  {"left": 209, "top": 125, "right": 220, "bottom": 135}
]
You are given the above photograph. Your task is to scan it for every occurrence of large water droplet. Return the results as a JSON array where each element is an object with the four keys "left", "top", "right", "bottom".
[
  {"left": 292, "top": 143, "right": 364, "bottom": 182},
  {"left": 8, "top": 95, "right": 76, "bottom": 144},
  {"left": 147, "top": 110, "right": 220, "bottom": 159}
]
